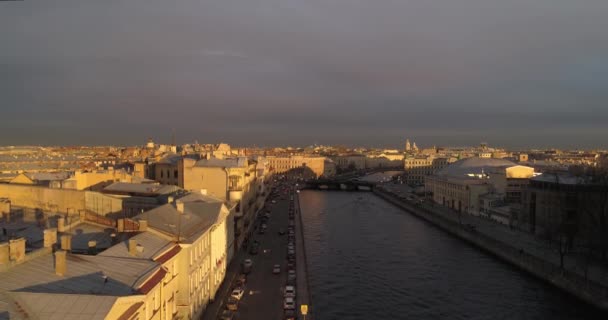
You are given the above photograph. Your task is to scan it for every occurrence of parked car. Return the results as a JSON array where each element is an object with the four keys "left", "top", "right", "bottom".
[
  {"left": 284, "top": 285, "right": 296, "bottom": 298},
  {"left": 236, "top": 274, "right": 247, "bottom": 286},
  {"left": 242, "top": 259, "right": 253, "bottom": 273},
  {"left": 231, "top": 288, "right": 245, "bottom": 300},
  {"left": 273, "top": 264, "right": 281, "bottom": 274},
  {"left": 226, "top": 297, "right": 239, "bottom": 311},
  {"left": 219, "top": 310, "right": 235, "bottom": 320},
  {"left": 283, "top": 297, "right": 295, "bottom": 310},
  {"left": 284, "top": 309, "right": 296, "bottom": 320},
  {"left": 278, "top": 228, "right": 286, "bottom": 235}
]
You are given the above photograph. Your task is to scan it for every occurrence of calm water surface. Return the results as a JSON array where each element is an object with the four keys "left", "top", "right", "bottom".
[{"left": 299, "top": 191, "right": 605, "bottom": 320}]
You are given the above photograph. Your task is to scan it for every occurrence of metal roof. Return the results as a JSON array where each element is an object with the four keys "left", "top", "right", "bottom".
[
  {"left": 103, "top": 182, "right": 180, "bottom": 196},
  {"left": 0, "top": 253, "right": 159, "bottom": 297},
  {"left": 436, "top": 157, "right": 516, "bottom": 178},
  {"left": 134, "top": 202, "right": 225, "bottom": 242},
  {"left": 98, "top": 231, "right": 174, "bottom": 261},
  {"left": 194, "top": 157, "right": 248, "bottom": 168},
  {"left": 8, "top": 292, "right": 117, "bottom": 320}
]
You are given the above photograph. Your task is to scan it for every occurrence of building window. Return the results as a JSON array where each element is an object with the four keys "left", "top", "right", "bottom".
[
  {"left": 174, "top": 170, "right": 178, "bottom": 179},
  {"left": 161, "top": 170, "right": 164, "bottom": 178}
]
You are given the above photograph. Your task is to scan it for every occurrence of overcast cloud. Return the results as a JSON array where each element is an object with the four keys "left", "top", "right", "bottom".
[{"left": 1, "top": 0, "right": 608, "bottom": 148}]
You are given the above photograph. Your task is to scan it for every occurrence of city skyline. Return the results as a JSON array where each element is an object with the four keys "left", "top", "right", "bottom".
[{"left": 2, "top": 0, "right": 608, "bottom": 148}]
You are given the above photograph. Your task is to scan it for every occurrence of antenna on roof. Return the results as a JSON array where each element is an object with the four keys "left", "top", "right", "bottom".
[{"left": 177, "top": 206, "right": 182, "bottom": 244}]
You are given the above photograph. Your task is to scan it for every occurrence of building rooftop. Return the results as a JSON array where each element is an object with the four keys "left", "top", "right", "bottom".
[
  {"left": 0, "top": 252, "right": 159, "bottom": 297},
  {"left": 24, "top": 172, "right": 71, "bottom": 182},
  {"left": 98, "top": 231, "right": 175, "bottom": 261},
  {"left": 194, "top": 157, "right": 248, "bottom": 168},
  {"left": 436, "top": 157, "right": 516, "bottom": 178},
  {"left": 6, "top": 292, "right": 118, "bottom": 320},
  {"left": 102, "top": 182, "right": 180, "bottom": 196},
  {"left": 134, "top": 202, "right": 226, "bottom": 242},
  {"left": 134, "top": 192, "right": 228, "bottom": 243}
]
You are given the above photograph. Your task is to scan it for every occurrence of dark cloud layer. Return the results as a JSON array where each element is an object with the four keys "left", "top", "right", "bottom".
[{"left": 1, "top": 0, "right": 608, "bottom": 148}]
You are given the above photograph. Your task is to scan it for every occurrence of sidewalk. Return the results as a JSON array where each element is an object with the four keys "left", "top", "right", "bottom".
[
  {"left": 201, "top": 234, "right": 250, "bottom": 320},
  {"left": 294, "top": 191, "right": 313, "bottom": 320},
  {"left": 381, "top": 184, "right": 608, "bottom": 288}
]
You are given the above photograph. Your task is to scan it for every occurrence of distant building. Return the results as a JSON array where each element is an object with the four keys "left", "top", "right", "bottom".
[
  {"left": 9, "top": 172, "right": 71, "bottom": 187},
  {"left": 426, "top": 158, "right": 534, "bottom": 217},
  {"left": 178, "top": 157, "right": 266, "bottom": 249},
  {"left": 403, "top": 156, "right": 455, "bottom": 186},
  {"left": 267, "top": 155, "right": 335, "bottom": 177}
]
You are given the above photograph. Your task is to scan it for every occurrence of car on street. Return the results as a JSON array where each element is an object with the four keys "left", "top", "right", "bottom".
[
  {"left": 230, "top": 288, "right": 245, "bottom": 300},
  {"left": 284, "top": 309, "right": 296, "bottom": 320},
  {"left": 236, "top": 274, "right": 247, "bottom": 286},
  {"left": 284, "top": 285, "right": 296, "bottom": 298},
  {"left": 278, "top": 228, "right": 286, "bottom": 235},
  {"left": 226, "top": 297, "right": 239, "bottom": 311},
  {"left": 242, "top": 259, "right": 253, "bottom": 273},
  {"left": 272, "top": 200, "right": 277, "bottom": 204},
  {"left": 273, "top": 264, "right": 281, "bottom": 274},
  {"left": 219, "top": 310, "right": 235, "bottom": 320},
  {"left": 283, "top": 297, "right": 295, "bottom": 310}
]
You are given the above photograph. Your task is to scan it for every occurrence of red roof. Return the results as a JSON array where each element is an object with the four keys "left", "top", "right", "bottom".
[
  {"left": 137, "top": 268, "right": 167, "bottom": 294},
  {"left": 154, "top": 245, "right": 181, "bottom": 264},
  {"left": 117, "top": 302, "right": 144, "bottom": 320}
]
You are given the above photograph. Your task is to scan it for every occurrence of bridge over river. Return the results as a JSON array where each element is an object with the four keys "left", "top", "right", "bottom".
[{"left": 304, "top": 169, "right": 404, "bottom": 191}]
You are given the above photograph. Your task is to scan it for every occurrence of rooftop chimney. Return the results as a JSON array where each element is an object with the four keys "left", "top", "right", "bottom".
[
  {"left": 167, "top": 196, "right": 175, "bottom": 204},
  {"left": 138, "top": 220, "right": 148, "bottom": 231},
  {"left": 60, "top": 234, "right": 72, "bottom": 252},
  {"left": 43, "top": 228, "right": 58, "bottom": 248},
  {"left": 0, "top": 242, "right": 9, "bottom": 265},
  {"left": 176, "top": 202, "right": 185, "bottom": 214},
  {"left": 9, "top": 238, "right": 25, "bottom": 263},
  {"left": 54, "top": 250, "right": 67, "bottom": 276},
  {"left": 200, "top": 189, "right": 207, "bottom": 195},
  {"left": 57, "top": 217, "right": 67, "bottom": 233},
  {"left": 128, "top": 239, "right": 137, "bottom": 256}
]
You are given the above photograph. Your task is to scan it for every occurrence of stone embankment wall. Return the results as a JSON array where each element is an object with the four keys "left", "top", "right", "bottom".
[{"left": 374, "top": 188, "right": 608, "bottom": 312}]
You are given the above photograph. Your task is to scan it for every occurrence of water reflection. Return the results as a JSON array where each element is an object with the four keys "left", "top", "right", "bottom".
[{"left": 299, "top": 191, "right": 605, "bottom": 320}]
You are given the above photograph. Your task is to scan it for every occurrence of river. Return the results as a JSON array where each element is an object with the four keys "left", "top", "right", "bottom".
[{"left": 299, "top": 190, "right": 605, "bottom": 320}]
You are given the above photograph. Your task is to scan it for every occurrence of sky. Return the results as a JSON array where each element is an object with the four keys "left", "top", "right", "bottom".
[{"left": 1, "top": 0, "right": 608, "bottom": 149}]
